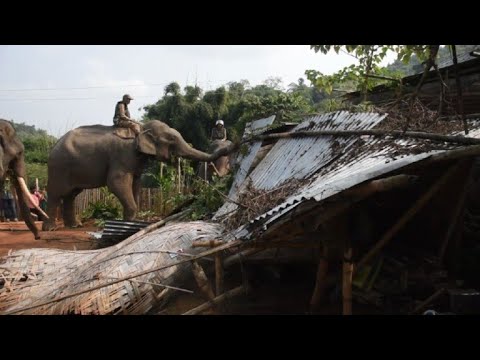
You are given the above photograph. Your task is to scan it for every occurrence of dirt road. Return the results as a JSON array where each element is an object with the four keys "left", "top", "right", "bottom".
[{"left": 0, "top": 221, "right": 99, "bottom": 257}]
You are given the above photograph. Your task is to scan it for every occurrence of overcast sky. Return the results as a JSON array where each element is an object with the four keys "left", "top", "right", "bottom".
[{"left": 0, "top": 45, "right": 397, "bottom": 137}]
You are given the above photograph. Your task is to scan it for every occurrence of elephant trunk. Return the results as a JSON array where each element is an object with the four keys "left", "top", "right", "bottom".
[{"left": 175, "top": 136, "right": 238, "bottom": 163}]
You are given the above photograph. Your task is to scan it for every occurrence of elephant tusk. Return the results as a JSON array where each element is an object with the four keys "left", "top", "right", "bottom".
[{"left": 17, "top": 177, "right": 49, "bottom": 220}]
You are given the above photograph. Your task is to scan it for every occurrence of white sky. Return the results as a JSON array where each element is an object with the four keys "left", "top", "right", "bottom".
[{"left": 0, "top": 45, "right": 397, "bottom": 137}]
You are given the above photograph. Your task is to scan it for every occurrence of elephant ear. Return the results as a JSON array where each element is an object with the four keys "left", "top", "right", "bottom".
[{"left": 136, "top": 131, "right": 157, "bottom": 156}]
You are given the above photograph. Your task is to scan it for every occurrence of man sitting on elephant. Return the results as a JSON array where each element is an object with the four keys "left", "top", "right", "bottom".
[
  {"left": 211, "top": 120, "right": 227, "bottom": 141},
  {"left": 113, "top": 94, "right": 142, "bottom": 135}
]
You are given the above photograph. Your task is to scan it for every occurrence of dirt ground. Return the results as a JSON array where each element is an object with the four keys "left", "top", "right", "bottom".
[{"left": 0, "top": 220, "right": 99, "bottom": 257}]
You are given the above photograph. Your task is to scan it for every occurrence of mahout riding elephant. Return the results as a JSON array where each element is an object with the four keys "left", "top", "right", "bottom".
[
  {"left": 197, "top": 140, "right": 234, "bottom": 181},
  {"left": 42, "top": 120, "right": 236, "bottom": 230},
  {"left": 0, "top": 119, "right": 48, "bottom": 239}
]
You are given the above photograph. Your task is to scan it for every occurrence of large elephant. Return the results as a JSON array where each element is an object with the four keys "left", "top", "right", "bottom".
[
  {"left": 42, "top": 120, "right": 236, "bottom": 230},
  {"left": 197, "top": 140, "right": 234, "bottom": 181},
  {"left": 0, "top": 119, "right": 48, "bottom": 239}
]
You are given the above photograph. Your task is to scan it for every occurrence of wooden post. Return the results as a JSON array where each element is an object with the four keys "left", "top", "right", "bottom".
[
  {"left": 215, "top": 253, "right": 224, "bottom": 296},
  {"left": 358, "top": 163, "right": 460, "bottom": 268},
  {"left": 343, "top": 247, "right": 353, "bottom": 315},
  {"left": 309, "top": 245, "right": 329, "bottom": 312},
  {"left": 177, "top": 158, "right": 181, "bottom": 193},
  {"left": 191, "top": 260, "right": 215, "bottom": 300},
  {"left": 438, "top": 166, "right": 472, "bottom": 264},
  {"left": 159, "top": 162, "right": 164, "bottom": 214},
  {"left": 147, "top": 188, "right": 151, "bottom": 211},
  {"left": 451, "top": 45, "right": 468, "bottom": 135}
]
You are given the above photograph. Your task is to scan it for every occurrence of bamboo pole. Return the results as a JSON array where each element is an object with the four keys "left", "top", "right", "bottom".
[
  {"left": 343, "top": 247, "right": 353, "bottom": 315},
  {"left": 309, "top": 246, "right": 329, "bottom": 312},
  {"left": 409, "top": 288, "right": 447, "bottom": 315},
  {"left": 438, "top": 160, "right": 473, "bottom": 263},
  {"left": 191, "top": 260, "right": 215, "bottom": 300},
  {"left": 215, "top": 253, "right": 224, "bottom": 296},
  {"left": 177, "top": 158, "right": 181, "bottom": 193},
  {"left": 358, "top": 163, "right": 461, "bottom": 268},
  {"left": 451, "top": 45, "right": 468, "bottom": 135},
  {"left": 192, "top": 240, "right": 225, "bottom": 248},
  {"left": 182, "top": 285, "right": 246, "bottom": 315}
]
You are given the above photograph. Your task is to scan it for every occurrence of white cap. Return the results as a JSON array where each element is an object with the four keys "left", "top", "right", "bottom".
[{"left": 216, "top": 120, "right": 224, "bottom": 126}]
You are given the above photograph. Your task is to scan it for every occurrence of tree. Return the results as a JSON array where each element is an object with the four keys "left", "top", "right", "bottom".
[
  {"left": 305, "top": 45, "right": 438, "bottom": 98},
  {"left": 184, "top": 85, "right": 202, "bottom": 104}
]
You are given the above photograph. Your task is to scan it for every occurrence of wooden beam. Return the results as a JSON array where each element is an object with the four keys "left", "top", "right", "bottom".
[
  {"left": 191, "top": 261, "right": 215, "bottom": 300},
  {"left": 244, "top": 129, "right": 480, "bottom": 146},
  {"left": 343, "top": 247, "right": 354, "bottom": 315},
  {"left": 439, "top": 160, "right": 473, "bottom": 263},
  {"left": 358, "top": 163, "right": 461, "bottom": 268},
  {"left": 191, "top": 239, "right": 225, "bottom": 248},
  {"left": 182, "top": 285, "right": 246, "bottom": 315},
  {"left": 451, "top": 45, "right": 468, "bottom": 134},
  {"left": 309, "top": 246, "right": 329, "bottom": 312},
  {"left": 409, "top": 288, "right": 447, "bottom": 315},
  {"left": 215, "top": 253, "right": 224, "bottom": 296},
  {"left": 263, "top": 174, "right": 418, "bottom": 240}
]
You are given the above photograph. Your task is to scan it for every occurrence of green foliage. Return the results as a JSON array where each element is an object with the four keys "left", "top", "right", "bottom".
[
  {"left": 188, "top": 176, "right": 231, "bottom": 220},
  {"left": 10, "top": 121, "right": 57, "bottom": 187},
  {"left": 81, "top": 187, "right": 122, "bottom": 222},
  {"left": 142, "top": 77, "right": 319, "bottom": 152},
  {"left": 316, "top": 98, "right": 345, "bottom": 112},
  {"left": 21, "top": 134, "right": 57, "bottom": 163},
  {"left": 25, "top": 163, "right": 48, "bottom": 189},
  {"left": 306, "top": 45, "right": 436, "bottom": 96},
  {"left": 136, "top": 210, "right": 156, "bottom": 221}
]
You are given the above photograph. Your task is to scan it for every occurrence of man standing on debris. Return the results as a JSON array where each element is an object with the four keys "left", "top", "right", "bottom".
[
  {"left": 211, "top": 120, "right": 227, "bottom": 141},
  {"left": 113, "top": 94, "right": 142, "bottom": 135}
]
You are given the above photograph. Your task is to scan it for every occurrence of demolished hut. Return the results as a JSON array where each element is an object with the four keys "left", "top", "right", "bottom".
[{"left": 2, "top": 111, "right": 480, "bottom": 315}]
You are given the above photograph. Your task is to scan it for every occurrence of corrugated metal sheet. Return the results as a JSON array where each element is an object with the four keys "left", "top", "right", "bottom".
[
  {"left": 214, "top": 115, "right": 275, "bottom": 219},
  {"left": 248, "top": 112, "right": 387, "bottom": 190},
  {"left": 251, "top": 117, "right": 480, "bottom": 229},
  {"left": 101, "top": 220, "right": 152, "bottom": 243},
  {"left": 214, "top": 112, "right": 387, "bottom": 220},
  {"left": 214, "top": 110, "right": 480, "bottom": 235}
]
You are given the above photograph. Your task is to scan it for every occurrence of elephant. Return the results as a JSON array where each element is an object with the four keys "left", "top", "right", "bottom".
[
  {"left": 0, "top": 119, "right": 49, "bottom": 239},
  {"left": 197, "top": 140, "right": 234, "bottom": 181},
  {"left": 42, "top": 120, "right": 236, "bottom": 230}
]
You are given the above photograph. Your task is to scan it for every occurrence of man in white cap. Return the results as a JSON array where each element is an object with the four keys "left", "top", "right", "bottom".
[
  {"left": 211, "top": 119, "right": 227, "bottom": 141},
  {"left": 113, "top": 94, "right": 142, "bottom": 135}
]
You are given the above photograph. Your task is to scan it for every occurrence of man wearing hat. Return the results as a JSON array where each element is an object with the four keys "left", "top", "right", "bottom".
[
  {"left": 211, "top": 119, "right": 227, "bottom": 141},
  {"left": 113, "top": 94, "right": 142, "bottom": 135}
]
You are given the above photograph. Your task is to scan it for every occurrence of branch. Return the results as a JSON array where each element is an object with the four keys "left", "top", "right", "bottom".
[{"left": 242, "top": 129, "right": 480, "bottom": 146}]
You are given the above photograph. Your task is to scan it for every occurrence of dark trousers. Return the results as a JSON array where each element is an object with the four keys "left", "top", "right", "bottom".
[{"left": 2, "top": 199, "right": 17, "bottom": 220}]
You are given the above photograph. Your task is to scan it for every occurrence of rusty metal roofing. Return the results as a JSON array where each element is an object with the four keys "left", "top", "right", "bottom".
[{"left": 215, "top": 110, "right": 480, "bottom": 234}]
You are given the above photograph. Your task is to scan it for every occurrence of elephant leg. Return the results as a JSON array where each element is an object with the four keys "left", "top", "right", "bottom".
[
  {"left": 42, "top": 192, "right": 62, "bottom": 231},
  {"left": 132, "top": 175, "right": 142, "bottom": 209},
  {"left": 63, "top": 189, "right": 83, "bottom": 228},
  {"left": 107, "top": 174, "right": 137, "bottom": 221}
]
